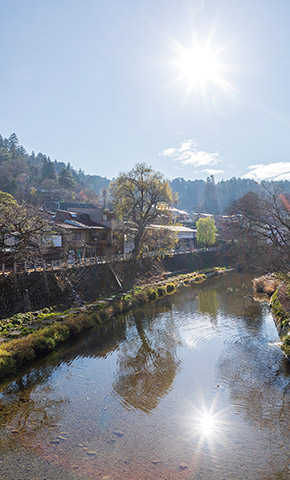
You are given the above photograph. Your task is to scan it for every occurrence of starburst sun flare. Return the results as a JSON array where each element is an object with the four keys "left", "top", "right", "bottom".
[{"left": 169, "top": 37, "right": 235, "bottom": 98}]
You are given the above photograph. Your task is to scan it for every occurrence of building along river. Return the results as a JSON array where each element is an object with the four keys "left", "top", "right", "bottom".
[{"left": 0, "top": 272, "right": 289, "bottom": 480}]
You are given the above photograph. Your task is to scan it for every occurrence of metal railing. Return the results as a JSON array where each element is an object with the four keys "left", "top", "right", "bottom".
[{"left": 0, "top": 247, "right": 218, "bottom": 277}]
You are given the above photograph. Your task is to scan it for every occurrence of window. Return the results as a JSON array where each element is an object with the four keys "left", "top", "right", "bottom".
[
  {"left": 103, "top": 214, "right": 108, "bottom": 221},
  {"left": 72, "top": 232, "right": 81, "bottom": 241}
]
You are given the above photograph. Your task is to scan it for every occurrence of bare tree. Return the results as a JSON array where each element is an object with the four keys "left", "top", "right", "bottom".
[
  {"left": 0, "top": 191, "right": 52, "bottom": 261},
  {"left": 225, "top": 185, "right": 290, "bottom": 274}
]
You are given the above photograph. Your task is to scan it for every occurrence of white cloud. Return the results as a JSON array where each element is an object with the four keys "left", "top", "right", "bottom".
[
  {"left": 162, "top": 147, "right": 176, "bottom": 157},
  {"left": 242, "top": 162, "right": 290, "bottom": 181},
  {"left": 202, "top": 168, "right": 224, "bottom": 175},
  {"left": 274, "top": 172, "right": 290, "bottom": 181},
  {"left": 159, "top": 139, "right": 222, "bottom": 168}
]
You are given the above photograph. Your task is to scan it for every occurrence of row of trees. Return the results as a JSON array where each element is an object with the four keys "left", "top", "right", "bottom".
[
  {"left": 171, "top": 175, "right": 290, "bottom": 214},
  {"left": 0, "top": 133, "right": 109, "bottom": 205},
  {"left": 1, "top": 132, "right": 288, "bottom": 272},
  {"left": 1, "top": 163, "right": 217, "bottom": 263},
  {"left": 2, "top": 132, "right": 290, "bottom": 215}
]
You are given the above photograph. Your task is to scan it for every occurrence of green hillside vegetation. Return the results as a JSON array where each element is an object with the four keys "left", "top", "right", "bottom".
[
  {"left": 1, "top": 132, "right": 289, "bottom": 212},
  {"left": 0, "top": 133, "right": 109, "bottom": 205}
]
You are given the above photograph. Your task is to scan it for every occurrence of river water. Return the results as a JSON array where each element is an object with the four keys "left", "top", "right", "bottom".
[{"left": 0, "top": 272, "right": 289, "bottom": 480}]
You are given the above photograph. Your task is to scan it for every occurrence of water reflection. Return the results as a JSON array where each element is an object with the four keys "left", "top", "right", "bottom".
[
  {"left": 0, "top": 367, "right": 66, "bottom": 434},
  {"left": 197, "top": 288, "right": 218, "bottom": 318},
  {"left": 0, "top": 272, "right": 289, "bottom": 480},
  {"left": 113, "top": 310, "right": 181, "bottom": 412}
]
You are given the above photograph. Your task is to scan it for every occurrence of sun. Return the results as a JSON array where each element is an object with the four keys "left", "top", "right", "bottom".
[
  {"left": 174, "top": 43, "right": 223, "bottom": 91},
  {"left": 168, "top": 37, "right": 235, "bottom": 98}
]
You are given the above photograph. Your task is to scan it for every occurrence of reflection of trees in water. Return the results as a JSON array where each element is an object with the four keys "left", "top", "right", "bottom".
[
  {"left": 0, "top": 366, "right": 66, "bottom": 442},
  {"left": 113, "top": 310, "right": 181, "bottom": 413},
  {"left": 197, "top": 288, "right": 218, "bottom": 318},
  {"left": 0, "top": 317, "right": 129, "bottom": 437},
  {"left": 200, "top": 273, "right": 265, "bottom": 335}
]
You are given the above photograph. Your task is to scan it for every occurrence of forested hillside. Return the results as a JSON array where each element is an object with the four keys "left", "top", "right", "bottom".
[
  {"left": 171, "top": 175, "right": 290, "bottom": 213},
  {"left": 0, "top": 133, "right": 109, "bottom": 205},
  {"left": 1, "top": 132, "right": 289, "bottom": 212}
]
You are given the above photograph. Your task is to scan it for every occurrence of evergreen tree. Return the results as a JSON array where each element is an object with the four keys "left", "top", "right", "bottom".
[
  {"left": 201, "top": 175, "right": 219, "bottom": 213},
  {"left": 58, "top": 166, "right": 75, "bottom": 189},
  {"left": 41, "top": 157, "right": 56, "bottom": 181},
  {"left": 7, "top": 133, "right": 19, "bottom": 150}
]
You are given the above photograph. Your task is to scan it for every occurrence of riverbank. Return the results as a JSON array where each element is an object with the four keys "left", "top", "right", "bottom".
[
  {"left": 0, "top": 249, "right": 230, "bottom": 318},
  {"left": 253, "top": 274, "right": 290, "bottom": 358},
  {"left": 0, "top": 267, "right": 229, "bottom": 379}
]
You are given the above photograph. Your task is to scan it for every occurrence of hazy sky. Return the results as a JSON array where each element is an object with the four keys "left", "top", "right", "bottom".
[{"left": 1, "top": 0, "right": 290, "bottom": 181}]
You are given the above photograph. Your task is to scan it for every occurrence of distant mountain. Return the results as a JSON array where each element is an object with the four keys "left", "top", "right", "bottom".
[
  {"left": 170, "top": 175, "right": 290, "bottom": 213},
  {"left": 1, "top": 132, "right": 289, "bottom": 213}
]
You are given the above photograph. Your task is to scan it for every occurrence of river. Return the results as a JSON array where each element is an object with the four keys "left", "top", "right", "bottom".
[{"left": 0, "top": 272, "right": 289, "bottom": 480}]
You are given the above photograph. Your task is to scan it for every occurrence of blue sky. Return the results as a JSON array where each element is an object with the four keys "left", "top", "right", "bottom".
[{"left": 1, "top": 0, "right": 290, "bottom": 181}]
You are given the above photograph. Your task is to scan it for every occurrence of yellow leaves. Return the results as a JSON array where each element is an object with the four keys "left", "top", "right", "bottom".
[{"left": 196, "top": 217, "right": 217, "bottom": 247}]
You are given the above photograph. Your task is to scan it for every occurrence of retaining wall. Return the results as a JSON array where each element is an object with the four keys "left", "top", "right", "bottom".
[{"left": 0, "top": 250, "right": 229, "bottom": 318}]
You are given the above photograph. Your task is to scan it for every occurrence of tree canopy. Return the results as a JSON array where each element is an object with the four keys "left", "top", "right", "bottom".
[
  {"left": 0, "top": 132, "right": 290, "bottom": 213},
  {"left": 196, "top": 217, "right": 217, "bottom": 247},
  {"left": 110, "top": 163, "right": 174, "bottom": 257},
  {"left": 0, "top": 190, "right": 51, "bottom": 261}
]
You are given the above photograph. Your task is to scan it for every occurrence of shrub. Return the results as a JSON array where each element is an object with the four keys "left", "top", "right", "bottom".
[
  {"left": 192, "top": 274, "right": 207, "bottom": 284},
  {"left": 0, "top": 349, "right": 16, "bottom": 376},
  {"left": 166, "top": 283, "right": 175, "bottom": 293},
  {"left": 147, "top": 289, "right": 158, "bottom": 301},
  {"left": 134, "top": 291, "right": 147, "bottom": 305},
  {"left": 157, "top": 286, "right": 166, "bottom": 297},
  {"left": 32, "top": 335, "right": 56, "bottom": 354},
  {"left": 6, "top": 336, "right": 36, "bottom": 365}
]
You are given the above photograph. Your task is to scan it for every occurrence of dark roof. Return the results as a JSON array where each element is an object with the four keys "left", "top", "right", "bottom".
[
  {"left": 43, "top": 201, "right": 99, "bottom": 211},
  {"left": 55, "top": 221, "right": 107, "bottom": 231}
]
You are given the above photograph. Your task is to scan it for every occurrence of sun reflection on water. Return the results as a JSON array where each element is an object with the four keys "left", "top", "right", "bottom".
[
  {"left": 198, "top": 413, "right": 215, "bottom": 436},
  {"left": 182, "top": 397, "right": 231, "bottom": 450}
]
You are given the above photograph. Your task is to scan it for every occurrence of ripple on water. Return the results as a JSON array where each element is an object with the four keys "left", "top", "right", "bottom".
[{"left": 0, "top": 272, "right": 289, "bottom": 480}]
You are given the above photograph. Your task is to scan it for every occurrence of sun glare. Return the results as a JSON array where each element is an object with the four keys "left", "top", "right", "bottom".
[
  {"left": 198, "top": 413, "right": 215, "bottom": 436},
  {"left": 168, "top": 35, "right": 236, "bottom": 100},
  {"left": 178, "top": 44, "right": 221, "bottom": 88}
]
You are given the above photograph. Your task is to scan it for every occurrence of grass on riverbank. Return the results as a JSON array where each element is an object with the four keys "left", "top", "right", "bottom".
[
  {"left": 253, "top": 273, "right": 290, "bottom": 359},
  {"left": 0, "top": 267, "right": 228, "bottom": 379},
  {"left": 271, "top": 288, "right": 290, "bottom": 358}
]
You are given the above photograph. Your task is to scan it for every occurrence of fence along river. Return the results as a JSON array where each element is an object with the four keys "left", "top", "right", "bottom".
[{"left": 0, "top": 272, "right": 289, "bottom": 480}]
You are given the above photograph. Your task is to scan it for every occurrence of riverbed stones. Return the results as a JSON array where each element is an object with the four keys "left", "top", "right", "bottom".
[
  {"left": 50, "top": 439, "right": 60, "bottom": 445},
  {"left": 87, "top": 450, "right": 97, "bottom": 456},
  {"left": 179, "top": 462, "right": 188, "bottom": 470},
  {"left": 113, "top": 429, "right": 124, "bottom": 437},
  {"left": 152, "top": 459, "right": 160, "bottom": 464}
]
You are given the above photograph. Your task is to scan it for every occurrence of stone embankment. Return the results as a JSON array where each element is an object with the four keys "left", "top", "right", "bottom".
[
  {"left": 0, "top": 249, "right": 229, "bottom": 318},
  {"left": 0, "top": 266, "right": 229, "bottom": 379}
]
